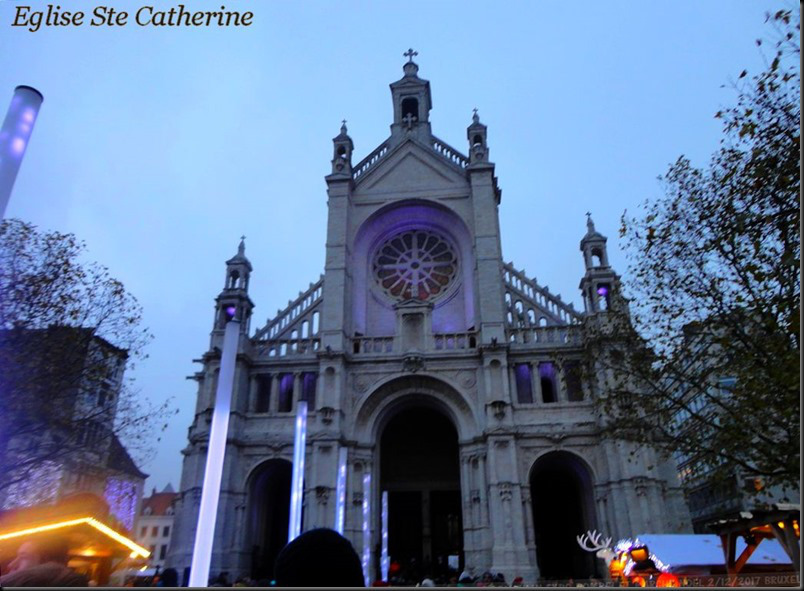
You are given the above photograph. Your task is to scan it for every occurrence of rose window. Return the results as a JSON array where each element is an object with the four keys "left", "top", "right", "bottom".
[{"left": 373, "top": 230, "right": 458, "bottom": 301}]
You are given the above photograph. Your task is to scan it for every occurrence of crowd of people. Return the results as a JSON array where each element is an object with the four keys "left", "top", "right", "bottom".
[{"left": 0, "top": 528, "right": 622, "bottom": 587}]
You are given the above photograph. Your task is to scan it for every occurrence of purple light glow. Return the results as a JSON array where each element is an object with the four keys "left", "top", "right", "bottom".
[
  {"left": 381, "top": 490, "right": 389, "bottom": 582},
  {"left": 596, "top": 286, "right": 609, "bottom": 297},
  {"left": 334, "top": 447, "right": 347, "bottom": 534},
  {"left": 515, "top": 363, "right": 533, "bottom": 403},
  {"left": 21, "top": 108, "right": 36, "bottom": 123},
  {"left": 10, "top": 137, "right": 25, "bottom": 156},
  {"left": 539, "top": 362, "right": 555, "bottom": 380},
  {"left": 104, "top": 477, "right": 138, "bottom": 531},
  {"left": 225, "top": 305, "right": 237, "bottom": 318},
  {"left": 288, "top": 401, "right": 308, "bottom": 541},
  {"left": 362, "top": 472, "right": 371, "bottom": 587},
  {"left": 189, "top": 320, "right": 239, "bottom": 586}
]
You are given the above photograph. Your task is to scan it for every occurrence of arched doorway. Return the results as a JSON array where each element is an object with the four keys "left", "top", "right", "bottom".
[
  {"left": 380, "top": 407, "right": 463, "bottom": 582},
  {"left": 247, "top": 459, "right": 292, "bottom": 580},
  {"left": 530, "top": 452, "right": 597, "bottom": 581}
]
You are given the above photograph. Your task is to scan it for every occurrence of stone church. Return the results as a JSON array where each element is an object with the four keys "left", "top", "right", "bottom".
[{"left": 168, "top": 55, "right": 691, "bottom": 584}]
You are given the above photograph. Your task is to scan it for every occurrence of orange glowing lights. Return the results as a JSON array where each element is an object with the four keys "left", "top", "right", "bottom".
[
  {"left": 629, "top": 546, "right": 650, "bottom": 562},
  {"left": 657, "top": 572, "right": 681, "bottom": 587},
  {"left": 0, "top": 517, "right": 150, "bottom": 558}
]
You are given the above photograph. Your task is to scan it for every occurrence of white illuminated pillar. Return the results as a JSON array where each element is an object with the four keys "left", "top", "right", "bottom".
[
  {"left": 334, "top": 447, "right": 348, "bottom": 534},
  {"left": 362, "top": 472, "right": 372, "bottom": 587},
  {"left": 0, "top": 85, "right": 43, "bottom": 218},
  {"left": 381, "top": 490, "right": 389, "bottom": 582},
  {"left": 188, "top": 319, "right": 239, "bottom": 587},
  {"left": 288, "top": 400, "right": 308, "bottom": 541}
]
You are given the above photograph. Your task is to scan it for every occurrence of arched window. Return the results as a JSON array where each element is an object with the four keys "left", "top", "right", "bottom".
[
  {"left": 401, "top": 97, "right": 418, "bottom": 121},
  {"left": 591, "top": 248, "right": 604, "bottom": 267},
  {"left": 311, "top": 311, "right": 320, "bottom": 334},
  {"left": 229, "top": 271, "right": 239, "bottom": 289},
  {"left": 597, "top": 284, "right": 611, "bottom": 311},
  {"left": 472, "top": 134, "right": 483, "bottom": 146}
]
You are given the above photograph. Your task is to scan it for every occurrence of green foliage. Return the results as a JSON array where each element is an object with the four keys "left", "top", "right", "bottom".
[{"left": 596, "top": 10, "right": 799, "bottom": 497}]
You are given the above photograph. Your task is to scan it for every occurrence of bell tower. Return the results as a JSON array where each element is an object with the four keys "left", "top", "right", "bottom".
[
  {"left": 211, "top": 237, "right": 254, "bottom": 347},
  {"left": 330, "top": 120, "right": 354, "bottom": 177},
  {"left": 388, "top": 49, "right": 433, "bottom": 144},
  {"left": 579, "top": 214, "right": 622, "bottom": 314}
]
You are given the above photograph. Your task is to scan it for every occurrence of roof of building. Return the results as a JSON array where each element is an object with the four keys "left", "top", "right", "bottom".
[
  {"left": 106, "top": 434, "right": 147, "bottom": 480},
  {"left": 140, "top": 485, "right": 178, "bottom": 516},
  {"left": 635, "top": 534, "right": 791, "bottom": 568}
]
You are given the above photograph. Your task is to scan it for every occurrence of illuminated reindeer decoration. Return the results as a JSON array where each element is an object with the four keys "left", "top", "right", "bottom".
[{"left": 576, "top": 529, "right": 616, "bottom": 566}]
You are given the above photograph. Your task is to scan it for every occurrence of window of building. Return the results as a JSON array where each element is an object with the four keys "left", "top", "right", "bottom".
[
  {"left": 255, "top": 374, "right": 271, "bottom": 413},
  {"left": 596, "top": 283, "right": 611, "bottom": 311},
  {"left": 163, "top": 525, "right": 170, "bottom": 537},
  {"left": 301, "top": 372, "right": 317, "bottom": 409},
  {"left": 563, "top": 361, "right": 583, "bottom": 401},
  {"left": 159, "top": 544, "right": 167, "bottom": 560},
  {"left": 539, "top": 362, "right": 556, "bottom": 403},
  {"left": 278, "top": 373, "right": 293, "bottom": 412},
  {"left": 401, "top": 97, "right": 418, "bottom": 121},
  {"left": 514, "top": 364, "right": 533, "bottom": 404},
  {"left": 140, "top": 526, "right": 147, "bottom": 538},
  {"left": 149, "top": 545, "right": 156, "bottom": 555}
]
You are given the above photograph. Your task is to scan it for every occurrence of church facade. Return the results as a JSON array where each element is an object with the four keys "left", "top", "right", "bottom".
[{"left": 167, "top": 57, "right": 691, "bottom": 584}]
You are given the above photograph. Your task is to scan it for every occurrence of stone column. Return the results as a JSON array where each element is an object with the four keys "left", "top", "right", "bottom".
[
  {"left": 269, "top": 375, "right": 279, "bottom": 414},
  {"left": 486, "top": 437, "right": 535, "bottom": 582},
  {"left": 293, "top": 373, "right": 302, "bottom": 407}
]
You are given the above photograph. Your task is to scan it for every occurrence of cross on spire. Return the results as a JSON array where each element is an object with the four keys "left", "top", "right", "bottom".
[{"left": 404, "top": 48, "right": 418, "bottom": 63}]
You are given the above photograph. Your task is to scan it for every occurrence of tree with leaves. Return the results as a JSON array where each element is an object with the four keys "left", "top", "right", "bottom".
[
  {"left": 588, "top": 9, "right": 799, "bottom": 506},
  {"left": 0, "top": 218, "right": 171, "bottom": 510}
]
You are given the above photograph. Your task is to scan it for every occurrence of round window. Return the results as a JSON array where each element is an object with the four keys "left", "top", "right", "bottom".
[{"left": 372, "top": 229, "right": 458, "bottom": 301}]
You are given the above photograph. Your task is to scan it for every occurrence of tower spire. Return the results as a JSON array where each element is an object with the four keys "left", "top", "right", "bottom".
[{"left": 211, "top": 237, "right": 255, "bottom": 341}]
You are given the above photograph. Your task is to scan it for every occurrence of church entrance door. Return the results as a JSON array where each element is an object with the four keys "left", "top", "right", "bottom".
[
  {"left": 247, "top": 459, "right": 292, "bottom": 581},
  {"left": 380, "top": 406, "right": 463, "bottom": 583},
  {"left": 529, "top": 452, "right": 597, "bottom": 581}
]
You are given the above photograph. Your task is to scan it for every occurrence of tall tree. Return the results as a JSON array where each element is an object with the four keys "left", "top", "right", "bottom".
[
  {"left": 0, "top": 218, "right": 170, "bottom": 503},
  {"left": 589, "top": 10, "right": 799, "bottom": 497}
]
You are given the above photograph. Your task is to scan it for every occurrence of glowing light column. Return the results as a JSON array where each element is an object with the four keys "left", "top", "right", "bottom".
[
  {"left": 0, "top": 86, "right": 43, "bottom": 218},
  {"left": 362, "top": 472, "right": 372, "bottom": 587},
  {"left": 288, "top": 400, "right": 308, "bottom": 541},
  {"left": 381, "top": 490, "right": 389, "bottom": 582},
  {"left": 188, "top": 319, "right": 239, "bottom": 587},
  {"left": 334, "top": 447, "right": 348, "bottom": 534}
]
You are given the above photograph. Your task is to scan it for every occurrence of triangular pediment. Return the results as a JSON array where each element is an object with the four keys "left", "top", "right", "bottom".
[{"left": 356, "top": 139, "right": 467, "bottom": 192}]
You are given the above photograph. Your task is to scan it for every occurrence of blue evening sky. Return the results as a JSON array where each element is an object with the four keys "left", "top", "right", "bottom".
[{"left": 0, "top": 0, "right": 787, "bottom": 491}]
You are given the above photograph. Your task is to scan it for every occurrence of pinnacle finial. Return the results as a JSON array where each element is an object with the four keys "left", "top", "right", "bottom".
[
  {"left": 404, "top": 48, "right": 418, "bottom": 63},
  {"left": 340, "top": 119, "right": 348, "bottom": 134},
  {"left": 472, "top": 108, "right": 479, "bottom": 123},
  {"left": 238, "top": 235, "right": 246, "bottom": 255},
  {"left": 586, "top": 212, "right": 595, "bottom": 233}
]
